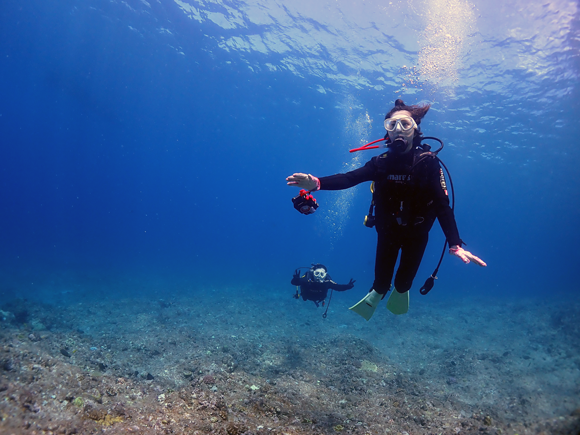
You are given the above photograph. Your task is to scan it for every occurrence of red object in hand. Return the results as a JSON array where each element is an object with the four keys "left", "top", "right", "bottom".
[{"left": 293, "top": 189, "right": 319, "bottom": 215}]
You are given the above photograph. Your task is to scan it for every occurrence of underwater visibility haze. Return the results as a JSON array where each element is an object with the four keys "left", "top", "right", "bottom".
[{"left": 0, "top": 0, "right": 579, "bottom": 433}]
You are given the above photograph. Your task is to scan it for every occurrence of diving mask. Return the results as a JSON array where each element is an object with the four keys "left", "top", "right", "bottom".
[
  {"left": 312, "top": 268, "right": 327, "bottom": 282},
  {"left": 384, "top": 116, "right": 417, "bottom": 132}
]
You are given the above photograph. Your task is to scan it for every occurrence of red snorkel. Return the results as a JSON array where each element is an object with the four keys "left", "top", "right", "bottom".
[{"left": 349, "top": 138, "right": 387, "bottom": 153}]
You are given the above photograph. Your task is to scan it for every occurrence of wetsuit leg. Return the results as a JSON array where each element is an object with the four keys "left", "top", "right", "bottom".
[
  {"left": 373, "top": 229, "right": 402, "bottom": 294},
  {"left": 393, "top": 232, "right": 429, "bottom": 293}
]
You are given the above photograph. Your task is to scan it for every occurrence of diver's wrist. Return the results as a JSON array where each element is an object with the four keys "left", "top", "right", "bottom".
[{"left": 310, "top": 175, "right": 320, "bottom": 191}]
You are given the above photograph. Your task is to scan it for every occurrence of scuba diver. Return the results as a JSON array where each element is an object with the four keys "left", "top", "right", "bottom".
[
  {"left": 286, "top": 99, "right": 486, "bottom": 321},
  {"left": 291, "top": 264, "right": 355, "bottom": 313}
]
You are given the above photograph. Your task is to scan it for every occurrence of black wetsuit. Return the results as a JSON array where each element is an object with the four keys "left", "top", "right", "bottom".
[
  {"left": 291, "top": 272, "right": 354, "bottom": 306},
  {"left": 319, "top": 147, "right": 462, "bottom": 295}
]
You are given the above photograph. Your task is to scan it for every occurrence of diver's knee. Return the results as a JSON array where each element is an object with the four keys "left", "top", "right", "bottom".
[{"left": 393, "top": 278, "right": 412, "bottom": 293}]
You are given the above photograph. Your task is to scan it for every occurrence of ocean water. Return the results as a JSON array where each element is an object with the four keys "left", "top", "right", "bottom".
[
  {"left": 1, "top": 0, "right": 578, "bottom": 301},
  {"left": 0, "top": 0, "right": 579, "bottom": 433}
]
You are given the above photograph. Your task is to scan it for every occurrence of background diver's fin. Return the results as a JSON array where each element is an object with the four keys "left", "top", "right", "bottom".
[{"left": 386, "top": 289, "right": 409, "bottom": 315}]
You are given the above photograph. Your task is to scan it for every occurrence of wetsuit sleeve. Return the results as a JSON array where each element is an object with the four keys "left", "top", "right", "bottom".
[
  {"left": 318, "top": 159, "right": 376, "bottom": 190},
  {"left": 327, "top": 281, "right": 353, "bottom": 291},
  {"left": 429, "top": 163, "right": 463, "bottom": 247}
]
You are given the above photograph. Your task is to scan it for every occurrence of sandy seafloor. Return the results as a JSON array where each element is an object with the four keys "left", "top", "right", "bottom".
[{"left": 1, "top": 284, "right": 579, "bottom": 435}]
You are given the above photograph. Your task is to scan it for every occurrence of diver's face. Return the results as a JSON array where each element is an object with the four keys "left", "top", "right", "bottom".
[
  {"left": 386, "top": 110, "right": 416, "bottom": 151},
  {"left": 312, "top": 268, "right": 327, "bottom": 282}
]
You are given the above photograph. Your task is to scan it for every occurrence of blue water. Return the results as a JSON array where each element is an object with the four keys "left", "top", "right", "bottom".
[{"left": 0, "top": 0, "right": 579, "bottom": 304}]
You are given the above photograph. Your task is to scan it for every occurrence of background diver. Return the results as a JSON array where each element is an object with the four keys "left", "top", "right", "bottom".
[
  {"left": 286, "top": 99, "right": 486, "bottom": 321},
  {"left": 292, "top": 264, "right": 355, "bottom": 313}
]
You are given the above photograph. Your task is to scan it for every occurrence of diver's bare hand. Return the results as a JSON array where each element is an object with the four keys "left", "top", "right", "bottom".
[
  {"left": 286, "top": 173, "right": 320, "bottom": 191},
  {"left": 449, "top": 246, "right": 487, "bottom": 267}
]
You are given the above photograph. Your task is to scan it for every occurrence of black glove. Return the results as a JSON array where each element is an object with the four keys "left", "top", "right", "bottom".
[
  {"left": 347, "top": 278, "right": 356, "bottom": 289},
  {"left": 293, "top": 269, "right": 300, "bottom": 279}
]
